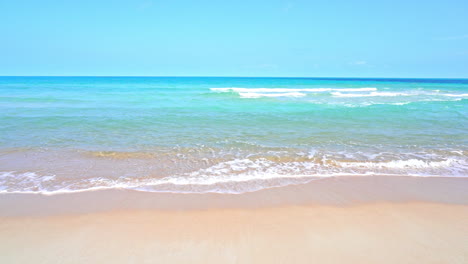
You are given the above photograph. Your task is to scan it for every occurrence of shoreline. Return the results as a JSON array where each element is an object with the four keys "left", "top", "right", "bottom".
[{"left": 1, "top": 175, "right": 466, "bottom": 217}]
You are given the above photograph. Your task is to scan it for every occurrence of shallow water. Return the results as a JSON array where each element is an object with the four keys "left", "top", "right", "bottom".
[{"left": 0, "top": 77, "right": 467, "bottom": 193}]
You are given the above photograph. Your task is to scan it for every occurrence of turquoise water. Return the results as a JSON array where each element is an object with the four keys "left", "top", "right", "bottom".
[{"left": 0, "top": 77, "right": 467, "bottom": 193}]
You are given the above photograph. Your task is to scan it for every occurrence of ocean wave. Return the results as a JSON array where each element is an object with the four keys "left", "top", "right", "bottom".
[
  {"left": 211, "top": 87, "right": 378, "bottom": 93},
  {"left": 210, "top": 87, "right": 468, "bottom": 102},
  {"left": 441, "top": 93, "right": 468, "bottom": 97},
  {"left": 0, "top": 170, "right": 441, "bottom": 195},
  {"left": 331, "top": 91, "right": 412, "bottom": 97},
  {"left": 335, "top": 158, "right": 462, "bottom": 169},
  {"left": 1, "top": 156, "right": 466, "bottom": 195},
  {"left": 307, "top": 99, "right": 464, "bottom": 108},
  {"left": 332, "top": 91, "right": 468, "bottom": 98},
  {"left": 238, "top": 92, "right": 306, "bottom": 98}
]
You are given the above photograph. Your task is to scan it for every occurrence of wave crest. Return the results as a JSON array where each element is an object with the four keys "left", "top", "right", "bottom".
[
  {"left": 239, "top": 92, "right": 306, "bottom": 98},
  {"left": 211, "top": 87, "right": 378, "bottom": 93},
  {"left": 331, "top": 91, "right": 411, "bottom": 97}
]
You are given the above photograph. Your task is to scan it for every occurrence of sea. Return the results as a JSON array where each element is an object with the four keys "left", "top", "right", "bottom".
[{"left": 0, "top": 76, "right": 466, "bottom": 194}]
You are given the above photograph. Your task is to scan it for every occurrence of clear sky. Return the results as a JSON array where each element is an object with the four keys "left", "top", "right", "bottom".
[{"left": 1, "top": 0, "right": 467, "bottom": 78}]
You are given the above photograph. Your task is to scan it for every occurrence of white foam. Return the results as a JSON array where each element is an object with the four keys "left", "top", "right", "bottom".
[
  {"left": 388, "top": 102, "right": 411, "bottom": 105},
  {"left": 441, "top": 93, "right": 468, "bottom": 97},
  {"left": 1, "top": 157, "right": 466, "bottom": 195},
  {"left": 0, "top": 171, "right": 57, "bottom": 192},
  {"left": 106, "top": 157, "right": 467, "bottom": 193},
  {"left": 211, "top": 87, "right": 378, "bottom": 93},
  {"left": 239, "top": 92, "right": 306, "bottom": 98},
  {"left": 212, "top": 87, "right": 468, "bottom": 102},
  {"left": 331, "top": 91, "right": 412, "bottom": 97},
  {"left": 334, "top": 158, "right": 462, "bottom": 169}
]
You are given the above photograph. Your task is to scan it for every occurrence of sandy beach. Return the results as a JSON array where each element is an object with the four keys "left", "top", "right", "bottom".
[
  {"left": 2, "top": 0, "right": 468, "bottom": 262},
  {"left": 1, "top": 176, "right": 467, "bottom": 264}
]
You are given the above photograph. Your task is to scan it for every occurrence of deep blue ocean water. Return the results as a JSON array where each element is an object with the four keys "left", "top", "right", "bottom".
[{"left": 0, "top": 77, "right": 467, "bottom": 193}]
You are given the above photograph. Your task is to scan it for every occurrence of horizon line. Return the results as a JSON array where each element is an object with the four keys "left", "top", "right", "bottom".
[{"left": 1, "top": 75, "right": 468, "bottom": 80}]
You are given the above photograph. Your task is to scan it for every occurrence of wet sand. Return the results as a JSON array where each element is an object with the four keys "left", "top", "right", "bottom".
[{"left": 0, "top": 176, "right": 467, "bottom": 263}]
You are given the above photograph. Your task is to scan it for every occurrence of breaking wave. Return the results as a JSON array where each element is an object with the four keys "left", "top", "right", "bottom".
[
  {"left": 331, "top": 91, "right": 412, "bottom": 97},
  {"left": 210, "top": 87, "right": 378, "bottom": 93},
  {"left": 1, "top": 156, "right": 466, "bottom": 195},
  {"left": 210, "top": 87, "right": 468, "bottom": 102},
  {"left": 238, "top": 92, "right": 306, "bottom": 98}
]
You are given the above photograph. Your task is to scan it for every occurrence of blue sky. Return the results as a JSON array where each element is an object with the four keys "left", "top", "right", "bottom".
[{"left": 1, "top": 0, "right": 467, "bottom": 77}]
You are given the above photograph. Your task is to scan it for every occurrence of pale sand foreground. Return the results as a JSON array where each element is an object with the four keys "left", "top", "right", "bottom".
[{"left": 0, "top": 176, "right": 467, "bottom": 264}]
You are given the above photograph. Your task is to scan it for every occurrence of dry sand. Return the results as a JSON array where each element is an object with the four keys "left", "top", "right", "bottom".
[{"left": 0, "top": 176, "right": 467, "bottom": 264}]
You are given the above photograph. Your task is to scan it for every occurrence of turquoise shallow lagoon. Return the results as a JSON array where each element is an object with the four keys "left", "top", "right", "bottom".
[{"left": 0, "top": 77, "right": 467, "bottom": 193}]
